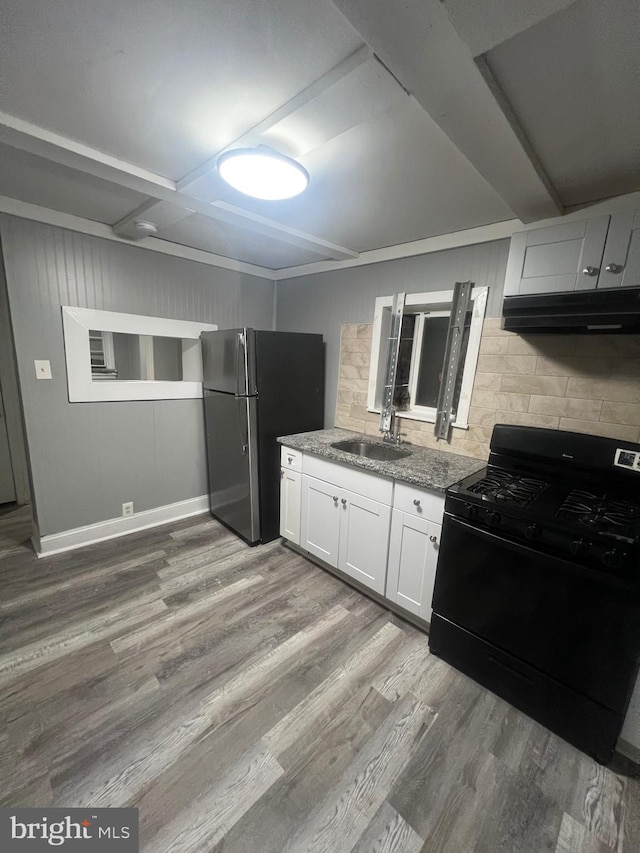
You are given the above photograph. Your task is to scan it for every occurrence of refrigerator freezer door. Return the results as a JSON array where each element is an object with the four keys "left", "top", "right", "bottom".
[
  {"left": 204, "top": 390, "right": 260, "bottom": 543},
  {"left": 201, "top": 329, "right": 257, "bottom": 395}
]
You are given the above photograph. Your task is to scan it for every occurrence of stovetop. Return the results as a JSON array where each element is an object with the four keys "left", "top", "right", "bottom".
[
  {"left": 465, "top": 469, "right": 548, "bottom": 508},
  {"left": 447, "top": 462, "right": 640, "bottom": 573},
  {"left": 556, "top": 489, "right": 640, "bottom": 544},
  {"left": 445, "top": 426, "right": 640, "bottom": 572},
  {"left": 453, "top": 466, "right": 640, "bottom": 540}
]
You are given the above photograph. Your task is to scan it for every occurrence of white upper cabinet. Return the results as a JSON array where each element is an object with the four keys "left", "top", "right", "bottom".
[{"left": 504, "top": 210, "right": 640, "bottom": 297}]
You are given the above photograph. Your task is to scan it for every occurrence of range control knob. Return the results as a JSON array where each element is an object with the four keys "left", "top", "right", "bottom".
[
  {"left": 570, "top": 538, "right": 589, "bottom": 557},
  {"left": 525, "top": 523, "right": 540, "bottom": 541},
  {"left": 464, "top": 502, "right": 479, "bottom": 520},
  {"left": 603, "top": 549, "right": 625, "bottom": 570},
  {"left": 486, "top": 510, "right": 501, "bottom": 527}
]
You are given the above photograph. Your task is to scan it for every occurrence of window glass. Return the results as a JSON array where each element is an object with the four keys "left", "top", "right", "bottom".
[
  {"left": 415, "top": 316, "right": 449, "bottom": 408},
  {"left": 393, "top": 314, "right": 415, "bottom": 410}
]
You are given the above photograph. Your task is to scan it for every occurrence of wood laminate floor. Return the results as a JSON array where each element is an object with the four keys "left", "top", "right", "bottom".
[{"left": 1, "top": 504, "right": 639, "bottom": 852}]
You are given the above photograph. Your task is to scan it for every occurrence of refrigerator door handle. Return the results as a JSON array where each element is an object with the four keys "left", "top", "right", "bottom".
[
  {"left": 239, "top": 404, "right": 249, "bottom": 455},
  {"left": 235, "top": 331, "right": 246, "bottom": 397}
]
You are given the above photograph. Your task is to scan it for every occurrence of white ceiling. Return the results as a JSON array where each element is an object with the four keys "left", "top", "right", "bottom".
[{"left": 0, "top": 0, "right": 637, "bottom": 273}]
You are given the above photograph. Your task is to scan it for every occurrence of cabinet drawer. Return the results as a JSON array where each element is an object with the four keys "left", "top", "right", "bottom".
[
  {"left": 303, "top": 453, "right": 393, "bottom": 505},
  {"left": 393, "top": 482, "right": 444, "bottom": 523},
  {"left": 280, "top": 446, "right": 301, "bottom": 471}
]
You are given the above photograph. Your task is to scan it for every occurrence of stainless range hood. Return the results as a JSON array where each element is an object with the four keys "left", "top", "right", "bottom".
[{"left": 502, "top": 286, "right": 640, "bottom": 334}]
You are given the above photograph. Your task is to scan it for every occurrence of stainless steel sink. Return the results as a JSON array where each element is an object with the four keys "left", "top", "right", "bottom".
[{"left": 330, "top": 439, "right": 411, "bottom": 461}]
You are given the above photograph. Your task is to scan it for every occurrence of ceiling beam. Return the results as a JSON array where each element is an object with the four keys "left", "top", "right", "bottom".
[
  {"left": 0, "top": 110, "right": 358, "bottom": 261},
  {"left": 210, "top": 202, "right": 359, "bottom": 260},
  {"left": 330, "top": 0, "right": 562, "bottom": 223},
  {"left": 0, "top": 110, "right": 176, "bottom": 197},
  {"left": 442, "top": 0, "right": 579, "bottom": 58}
]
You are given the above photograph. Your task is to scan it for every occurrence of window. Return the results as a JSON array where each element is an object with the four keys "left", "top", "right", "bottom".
[
  {"left": 62, "top": 307, "right": 217, "bottom": 402},
  {"left": 367, "top": 288, "right": 487, "bottom": 429}
]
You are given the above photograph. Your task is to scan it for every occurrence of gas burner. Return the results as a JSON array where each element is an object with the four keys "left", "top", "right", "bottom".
[
  {"left": 467, "top": 468, "right": 548, "bottom": 508},
  {"left": 556, "top": 489, "right": 640, "bottom": 543}
]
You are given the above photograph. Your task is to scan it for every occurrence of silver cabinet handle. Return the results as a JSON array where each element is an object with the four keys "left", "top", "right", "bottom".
[
  {"left": 341, "top": 498, "right": 347, "bottom": 505},
  {"left": 332, "top": 495, "right": 339, "bottom": 502},
  {"left": 413, "top": 499, "right": 421, "bottom": 506},
  {"left": 288, "top": 456, "right": 293, "bottom": 464},
  {"left": 605, "top": 263, "right": 622, "bottom": 273},
  {"left": 429, "top": 535, "right": 438, "bottom": 543},
  {"left": 582, "top": 266, "right": 598, "bottom": 277}
]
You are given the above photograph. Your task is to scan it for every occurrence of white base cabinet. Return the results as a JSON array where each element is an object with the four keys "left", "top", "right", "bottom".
[
  {"left": 279, "top": 446, "right": 303, "bottom": 545},
  {"left": 338, "top": 487, "right": 391, "bottom": 595},
  {"left": 300, "top": 474, "right": 391, "bottom": 595},
  {"left": 386, "top": 510, "right": 440, "bottom": 622},
  {"left": 280, "top": 468, "right": 301, "bottom": 545},
  {"left": 300, "top": 474, "right": 341, "bottom": 565},
  {"left": 280, "top": 445, "right": 444, "bottom": 619}
]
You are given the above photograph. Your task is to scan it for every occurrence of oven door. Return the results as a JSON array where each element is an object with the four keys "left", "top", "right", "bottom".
[{"left": 431, "top": 514, "right": 640, "bottom": 711}]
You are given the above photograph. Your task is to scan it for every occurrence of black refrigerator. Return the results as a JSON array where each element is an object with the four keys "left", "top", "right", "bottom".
[{"left": 201, "top": 328, "right": 324, "bottom": 544}]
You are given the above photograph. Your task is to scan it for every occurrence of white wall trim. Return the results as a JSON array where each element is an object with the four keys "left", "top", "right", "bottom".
[
  {"left": 4, "top": 190, "right": 640, "bottom": 284},
  {"left": 276, "top": 220, "right": 520, "bottom": 279},
  {"left": 62, "top": 306, "right": 217, "bottom": 402},
  {"left": 0, "top": 196, "right": 277, "bottom": 280},
  {"left": 34, "top": 494, "right": 210, "bottom": 558}
]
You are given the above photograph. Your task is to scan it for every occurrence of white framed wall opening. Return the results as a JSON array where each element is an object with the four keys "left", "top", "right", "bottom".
[
  {"left": 62, "top": 306, "right": 218, "bottom": 402},
  {"left": 367, "top": 287, "right": 488, "bottom": 429}
]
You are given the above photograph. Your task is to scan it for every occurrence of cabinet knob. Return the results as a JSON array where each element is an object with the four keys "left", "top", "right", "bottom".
[
  {"left": 413, "top": 499, "right": 421, "bottom": 506},
  {"left": 288, "top": 456, "right": 293, "bottom": 463},
  {"left": 582, "top": 266, "right": 599, "bottom": 277},
  {"left": 332, "top": 495, "right": 339, "bottom": 502},
  {"left": 605, "top": 263, "right": 622, "bottom": 274},
  {"left": 429, "top": 535, "right": 438, "bottom": 543},
  {"left": 341, "top": 498, "right": 347, "bottom": 505}
]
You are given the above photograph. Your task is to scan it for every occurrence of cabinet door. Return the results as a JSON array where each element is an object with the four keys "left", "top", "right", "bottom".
[
  {"left": 280, "top": 469, "right": 301, "bottom": 544},
  {"left": 386, "top": 511, "right": 440, "bottom": 622},
  {"left": 504, "top": 216, "right": 609, "bottom": 296},
  {"left": 599, "top": 209, "right": 640, "bottom": 289},
  {"left": 338, "top": 488, "right": 391, "bottom": 595},
  {"left": 300, "top": 474, "right": 340, "bottom": 567}
]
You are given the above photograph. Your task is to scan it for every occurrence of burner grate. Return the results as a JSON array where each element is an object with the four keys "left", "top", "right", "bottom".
[
  {"left": 467, "top": 468, "right": 548, "bottom": 508},
  {"left": 556, "top": 489, "right": 640, "bottom": 542}
]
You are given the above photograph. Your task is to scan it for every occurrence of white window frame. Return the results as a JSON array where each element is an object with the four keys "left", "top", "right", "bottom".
[
  {"left": 367, "top": 287, "right": 487, "bottom": 429},
  {"left": 62, "top": 306, "right": 217, "bottom": 402}
]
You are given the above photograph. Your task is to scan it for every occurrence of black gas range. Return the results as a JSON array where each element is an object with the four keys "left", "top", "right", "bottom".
[{"left": 429, "top": 424, "right": 640, "bottom": 765}]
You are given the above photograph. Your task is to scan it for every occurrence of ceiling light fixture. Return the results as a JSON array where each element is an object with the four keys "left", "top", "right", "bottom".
[{"left": 217, "top": 146, "right": 309, "bottom": 200}]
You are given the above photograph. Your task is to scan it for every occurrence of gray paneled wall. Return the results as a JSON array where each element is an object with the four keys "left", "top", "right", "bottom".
[
  {"left": 0, "top": 215, "right": 275, "bottom": 536},
  {"left": 276, "top": 241, "right": 510, "bottom": 425}
]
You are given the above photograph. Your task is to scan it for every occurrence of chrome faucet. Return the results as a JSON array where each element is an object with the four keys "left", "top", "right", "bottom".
[{"left": 381, "top": 410, "right": 407, "bottom": 445}]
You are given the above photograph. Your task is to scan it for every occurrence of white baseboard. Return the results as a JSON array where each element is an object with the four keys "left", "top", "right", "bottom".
[{"left": 34, "top": 495, "right": 210, "bottom": 558}]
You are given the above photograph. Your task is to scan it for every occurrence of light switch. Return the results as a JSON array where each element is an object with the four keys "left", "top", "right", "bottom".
[{"left": 34, "top": 360, "right": 52, "bottom": 380}]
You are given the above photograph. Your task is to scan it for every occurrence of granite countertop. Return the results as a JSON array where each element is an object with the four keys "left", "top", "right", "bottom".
[{"left": 278, "top": 427, "right": 486, "bottom": 493}]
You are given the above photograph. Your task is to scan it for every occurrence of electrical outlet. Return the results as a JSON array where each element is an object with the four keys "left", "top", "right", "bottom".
[{"left": 122, "top": 502, "right": 134, "bottom": 517}]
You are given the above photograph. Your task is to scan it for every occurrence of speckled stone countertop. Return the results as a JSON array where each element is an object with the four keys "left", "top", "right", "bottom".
[{"left": 278, "top": 428, "right": 486, "bottom": 493}]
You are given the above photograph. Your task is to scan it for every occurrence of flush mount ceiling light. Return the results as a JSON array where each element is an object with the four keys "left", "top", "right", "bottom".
[{"left": 217, "top": 146, "right": 309, "bottom": 200}]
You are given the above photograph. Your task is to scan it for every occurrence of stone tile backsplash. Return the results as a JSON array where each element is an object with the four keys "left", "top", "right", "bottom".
[{"left": 335, "top": 319, "right": 640, "bottom": 461}]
